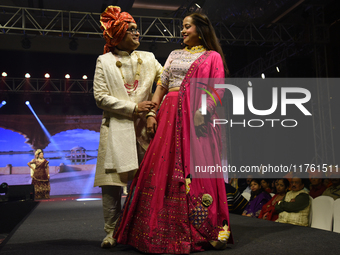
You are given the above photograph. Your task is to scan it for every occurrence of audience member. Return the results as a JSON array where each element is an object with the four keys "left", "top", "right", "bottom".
[
  {"left": 225, "top": 182, "right": 249, "bottom": 215},
  {"left": 239, "top": 175, "right": 253, "bottom": 194},
  {"left": 242, "top": 179, "right": 271, "bottom": 218},
  {"left": 322, "top": 178, "right": 340, "bottom": 200},
  {"left": 261, "top": 179, "right": 272, "bottom": 193},
  {"left": 309, "top": 172, "right": 327, "bottom": 198},
  {"left": 258, "top": 179, "right": 289, "bottom": 221},
  {"left": 271, "top": 179, "right": 279, "bottom": 194},
  {"left": 275, "top": 177, "right": 310, "bottom": 226}
]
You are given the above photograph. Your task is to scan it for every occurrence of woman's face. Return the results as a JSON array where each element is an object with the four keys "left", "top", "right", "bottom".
[
  {"left": 276, "top": 179, "right": 287, "bottom": 194},
  {"left": 38, "top": 152, "right": 44, "bottom": 159},
  {"left": 182, "top": 16, "right": 201, "bottom": 47},
  {"left": 250, "top": 181, "right": 261, "bottom": 192},
  {"left": 261, "top": 180, "right": 270, "bottom": 189}
]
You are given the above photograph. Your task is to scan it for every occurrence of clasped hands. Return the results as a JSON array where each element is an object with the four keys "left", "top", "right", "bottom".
[
  {"left": 136, "top": 101, "right": 157, "bottom": 114},
  {"left": 146, "top": 108, "right": 208, "bottom": 138}
]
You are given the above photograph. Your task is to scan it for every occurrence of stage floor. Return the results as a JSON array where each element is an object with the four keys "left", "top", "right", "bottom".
[{"left": 1, "top": 195, "right": 339, "bottom": 255}]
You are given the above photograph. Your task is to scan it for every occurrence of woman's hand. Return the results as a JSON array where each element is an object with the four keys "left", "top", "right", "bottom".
[
  {"left": 263, "top": 212, "right": 268, "bottom": 220},
  {"left": 147, "top": 116, "right": 157, "bottom": 138},
  {"left": 137, "top": 101, "right": 157, "bottom": 113},
  {"left": 194, "top": 109, "right": 207, "bottom": 137}
]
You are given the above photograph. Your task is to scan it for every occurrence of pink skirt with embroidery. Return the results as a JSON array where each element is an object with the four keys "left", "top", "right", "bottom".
[{"left": 114, "top": 91, "right": 231, "bottom": 254}]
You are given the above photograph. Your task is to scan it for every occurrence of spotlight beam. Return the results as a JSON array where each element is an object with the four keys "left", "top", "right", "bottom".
[{"left": 25, "top": 102, "right": 62, "bottom": 155}]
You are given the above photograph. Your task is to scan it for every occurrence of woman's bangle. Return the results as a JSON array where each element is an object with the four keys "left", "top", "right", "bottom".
[
  {"left": 146, "top": 111, "right": 156, "bottom": 119},
  {"left": 146, "top": 115, "right": 156, "bottom": 119},
  {"left": 149, "top": 109, "right": 156, "bottom": 114}
]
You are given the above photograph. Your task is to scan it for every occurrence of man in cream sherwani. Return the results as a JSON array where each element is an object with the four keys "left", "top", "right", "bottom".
[{"left": 93, "top": 6, "right": 162, "bottom": 248}]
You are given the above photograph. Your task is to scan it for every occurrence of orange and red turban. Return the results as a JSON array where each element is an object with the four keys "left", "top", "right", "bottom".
[{"left": 100, "top": 6, "right": 136, "bottom": 53}]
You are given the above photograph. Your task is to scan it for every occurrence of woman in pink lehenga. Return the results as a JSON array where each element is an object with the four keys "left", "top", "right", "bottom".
[
  {"left": 28, "top": 149, "right": 50, "bottom": 199},
  {"left": 114, "top": 12, "right": 232, "bottom": 254}
]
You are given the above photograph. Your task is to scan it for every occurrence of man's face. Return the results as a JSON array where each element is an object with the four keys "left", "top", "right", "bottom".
[
  {"left": 116, "top": 23, "right": 140, "bottom": 53},
  {"left": 291, "top": 178, "right": 304, "bottom": 191},
  {"left": 310, "top": 178, "right": 322, "bottom": 186}
]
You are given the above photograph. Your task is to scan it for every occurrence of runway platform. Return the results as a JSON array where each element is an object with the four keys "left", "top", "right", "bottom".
[{"left": 0, "top": 195, "right": 339, "bottom": 255}]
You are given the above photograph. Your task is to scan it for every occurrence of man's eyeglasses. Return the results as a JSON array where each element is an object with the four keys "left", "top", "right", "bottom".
[{"left": 126, "top": 28, "right": 140, "bottom": 35}]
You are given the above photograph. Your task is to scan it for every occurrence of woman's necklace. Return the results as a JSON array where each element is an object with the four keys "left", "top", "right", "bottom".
[
  {"left": 272, "top": 194, "right": 284, "bottom": 205},
  {"left": 184, "top": 45, "right": 206, "bottom": 54},
  {"left": 115, "top": 53, "right": 143, "bottom": 94}
]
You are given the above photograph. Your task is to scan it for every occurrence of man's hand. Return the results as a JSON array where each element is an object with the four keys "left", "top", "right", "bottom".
[{"left": 137, "top": 101, "right": 157, "bottom": 113}]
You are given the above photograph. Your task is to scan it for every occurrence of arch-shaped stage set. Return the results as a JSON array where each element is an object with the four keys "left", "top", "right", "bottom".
[{"left": 0, "top": 115, "right": 101, "bottom": 149}]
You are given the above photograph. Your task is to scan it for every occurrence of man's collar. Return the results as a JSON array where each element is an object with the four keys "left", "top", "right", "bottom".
[{"left": 114, "top": 47, "right": 134, "bottom": 56}]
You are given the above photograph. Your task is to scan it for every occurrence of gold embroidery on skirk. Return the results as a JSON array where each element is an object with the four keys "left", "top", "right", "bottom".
[{"left": 188, "top": 193, "right": 224, "bottom": 240}]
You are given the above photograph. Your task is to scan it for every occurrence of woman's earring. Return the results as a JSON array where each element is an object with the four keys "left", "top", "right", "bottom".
[{"left": 199, "top": 36, "right": 202, "bottom": 39}]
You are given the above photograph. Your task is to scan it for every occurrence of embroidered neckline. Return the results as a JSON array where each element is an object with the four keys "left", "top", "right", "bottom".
[{"left": 184, "top": 45, "right": 206, "bottom": 54}]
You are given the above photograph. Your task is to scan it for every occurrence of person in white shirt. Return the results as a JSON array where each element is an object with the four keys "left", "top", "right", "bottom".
[{"left": 93, "top": 5, "right": 162, "bottom": 248}]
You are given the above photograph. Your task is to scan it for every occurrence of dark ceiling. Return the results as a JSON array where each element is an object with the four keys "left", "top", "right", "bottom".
[
  {"left": 2, "top": 0, "right": 338, "bottom": 22},
  {"left": 0, "top": 0, "right": 339, "bottom": 78}
]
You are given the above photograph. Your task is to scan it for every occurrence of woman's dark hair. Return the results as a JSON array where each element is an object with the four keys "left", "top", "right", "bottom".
[
  {"left": 249, "top": 179, "right": 264, "bottom": 201},
  {"left": 261, "top": 179, "right": 271, "bottom": 187},
  {"left": 187, "top": 12, "right": 230, "bottom": 76},
  {"left": 277, "top": 178, "right": 290, "bottom": 190},
  {"left": 36, "top": 150, "right": 43, "bottom": 158}
]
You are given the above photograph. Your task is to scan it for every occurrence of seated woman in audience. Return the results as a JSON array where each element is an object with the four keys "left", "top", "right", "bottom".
[
  {"left": 242, "top": 179, "right": 271, "bottom": 218},
  {"left": 261, "top": 179, "right": 272, "bottom": 193},
  {"left": 270, "top": 179, "right": 278, "bottom": 194},
  {"left": 258, "top": 178, "right": 290, "bottom": 221}
]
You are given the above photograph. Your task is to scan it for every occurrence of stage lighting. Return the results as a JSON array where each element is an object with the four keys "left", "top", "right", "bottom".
[
  {"left": 261, "top": 73, "right": 265, "bottom": 79},
  {"left": 276, "top": 66, "right": 280, "bottom": 72},
  {"left": 1, "top": 101, "right": 6, "bottom": 105},
  {"left": 195, "top": 3, "right": 201, "bottom": 8},
  {"left": 82, "top": 75, "right": 88, "bottom": 80},
  {"left": 248, "top": 81, "right": 252, "bottom": 87},
  {"left": 45, "top": 73, "right": 50, "bottom": 78},
  {"left": 25, "top": 101, "right": 30, "bottom": 105},
  {"left": 25, "top": 73, "right": 31, "bottom": 78},
  {"left": 76, "top": 198, "right": 101, "bottom": 202},
  {"left": 2, "top": 72, "right": 7, "bottom": 77},
  {"left": 65, "top": 74, "right": 70, "bottom": 79}
]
